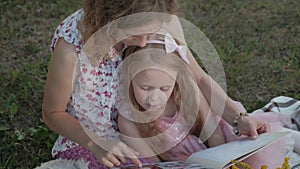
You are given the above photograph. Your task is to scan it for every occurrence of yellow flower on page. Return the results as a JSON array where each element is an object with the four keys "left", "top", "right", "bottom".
[{"left": 261, "top": 165, "right": 268, "bottom": 169}]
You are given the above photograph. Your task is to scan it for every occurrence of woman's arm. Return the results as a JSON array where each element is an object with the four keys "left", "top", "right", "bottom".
[
  {"left": 42, "top": 38, "right": 141, "bottom": 167},
  {"left": 186, "top": 49, "right": 270, "bottom": 139},
  {"left": 193, "top": 87, "right": 226, "bottom": 147},
  {"left": 42, "top": 38, "right": 89, "bottom": 147},
  {"left": 163, "top": 15, "right": 269, "bottom": 139},
  {"left": 164, "top": 15, "right": 242, "bottom": 122}
]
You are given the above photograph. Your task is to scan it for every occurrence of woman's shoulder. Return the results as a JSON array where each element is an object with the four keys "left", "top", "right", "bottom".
[
  {"left": 58, "top": 9, "right": 83, "bottom": 31},
  {"left": 50, "top": 9, "right": 84, "bottom": 53}
]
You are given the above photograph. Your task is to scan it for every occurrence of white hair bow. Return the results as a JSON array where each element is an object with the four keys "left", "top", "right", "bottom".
[{"left": 147, "top": 33, "right": 190, "bottom": 64}]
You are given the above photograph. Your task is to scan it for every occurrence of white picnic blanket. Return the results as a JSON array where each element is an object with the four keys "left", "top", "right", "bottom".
[
  {"left": 253, "top": 96, "right": 300, "bottom": 167},
  {"left": 34, "top": 159, "right": 89, "bottom": 169},
  {"left": 253, "top": 96, "right": 300, "bottom": 131}
]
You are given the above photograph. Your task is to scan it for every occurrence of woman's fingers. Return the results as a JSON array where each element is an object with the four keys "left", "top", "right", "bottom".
[
  {"left": 114, "top": 142, "right": 142, "bottom": 167},
  {"left": 106, "top": 152, "right": 122, "bottom": 166},
  {"left": 100, "top": 152, "right": 123, "bottom": 167},
  {"left": 110, "top": 147, "right": 127, "bottom": 163},
  {"left": 100, "top": 141, "right": 142, "bottom": 167},
  {"left": 240, "top": 116, "right": 271, "bottom": 139},
  {"left": 257, "top": 121, "right": 270, "bottom": 133},
  {"left": 128, "top": 155, "right": 142, "bottom": 167},
  {"left": 101, "top": 158, "right": 115, "bottom": 168},
  {"left": 249, "top": 126, "right": 259, "bottom": 140}
]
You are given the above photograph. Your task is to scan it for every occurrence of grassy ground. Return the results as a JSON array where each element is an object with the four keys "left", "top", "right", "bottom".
[
  {"left": 0, "top": 1, "right": 81, "bottom": 168},
  {"left": 0, "top": 0, "right": 299, "bottom": 168},
  {"left": 180, "top": 0, "right": 300, "bottom": 108}
]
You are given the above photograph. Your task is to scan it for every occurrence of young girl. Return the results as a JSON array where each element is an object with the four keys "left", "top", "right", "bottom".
[
  {"left": 117, "top": 34, "right": 226, "bottom": 162},
  {"left": 42, "top": 1, "right": 179, "bottom": 168},
  {"left": 117, "top": 34, "right": 300, "bottom": 168}
]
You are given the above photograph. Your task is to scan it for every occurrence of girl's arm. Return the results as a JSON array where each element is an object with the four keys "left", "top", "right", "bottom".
[
  {"left": 42, "top": 38, "right": 141, "bottom": 167},
  {"left": 118, "top": 114, "right": 161, "bottom": 162}
]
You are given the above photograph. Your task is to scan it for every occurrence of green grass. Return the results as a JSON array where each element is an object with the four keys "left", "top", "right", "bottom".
[
  {"left": 0, "top": 0, "right": 81, "bottom": 168},
  {"left": 180, "top": 0, "right": 300, "bottom": 110},
  {"left": 0, "top": 0, "right": 299, "bottom": 168}
]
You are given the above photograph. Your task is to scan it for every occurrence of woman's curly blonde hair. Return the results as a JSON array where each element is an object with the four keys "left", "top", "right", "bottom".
[{"left": 80, "top": 0, "right": 179, "bottom": 42}]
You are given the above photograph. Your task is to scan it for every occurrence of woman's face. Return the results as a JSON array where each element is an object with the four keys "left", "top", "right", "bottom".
[
  {"left": 117, "top": 21, "right": 163, "bottom": 47},
  {"left": 121, "top": 34, "right": 149, "bottom": 47},
  {"left": 131, "top": 68, "right": 176, "bottom": 111}
]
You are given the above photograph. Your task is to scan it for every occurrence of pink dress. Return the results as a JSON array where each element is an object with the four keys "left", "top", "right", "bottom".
[{"left": 154, "top": 111, "right": 207, "bottom": 161}]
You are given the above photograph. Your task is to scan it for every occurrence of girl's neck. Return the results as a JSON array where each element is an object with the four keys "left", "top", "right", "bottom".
[{"left": 161, "top": 99, "right": 177, "bottom": 117}]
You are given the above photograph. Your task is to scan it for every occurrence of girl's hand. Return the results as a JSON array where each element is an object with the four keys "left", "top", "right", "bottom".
[
  {"left": 90, "top": 139, "right": 142, "bottom": 168},
  {"left": 238, "top": 116, "right": 270, "bottom": 139}
]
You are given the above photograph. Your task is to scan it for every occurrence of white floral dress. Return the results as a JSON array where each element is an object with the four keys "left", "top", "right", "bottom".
[{"left": 50, "top": 9, "right": 121, "bottom": 157}]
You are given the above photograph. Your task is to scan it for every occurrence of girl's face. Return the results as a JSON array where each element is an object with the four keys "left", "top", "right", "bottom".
[{"left": 131, "top": 68, "right": 176, "bottom": 111}]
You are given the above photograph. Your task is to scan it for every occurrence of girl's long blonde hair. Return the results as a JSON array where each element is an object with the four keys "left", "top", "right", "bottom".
[
  {"left": 119, "top": 42, "right": 203, "bottom": 155},
  {"left": 80, "top": 0, "right": 179, "bottom": 42}
]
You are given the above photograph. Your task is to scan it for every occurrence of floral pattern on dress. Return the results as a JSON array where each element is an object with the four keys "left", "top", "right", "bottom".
[{"left": 50, "top": 9, "right": 121, "bottom": 157}]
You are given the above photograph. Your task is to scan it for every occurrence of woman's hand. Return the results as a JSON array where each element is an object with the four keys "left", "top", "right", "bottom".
[
  {"left": 238, "top": 116, "right": 270, "bottom": 139},
  {"left": 90, "top": 139, "right": 142, "bottom": 168}
]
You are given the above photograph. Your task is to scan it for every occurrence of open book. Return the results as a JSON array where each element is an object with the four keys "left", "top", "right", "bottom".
[
  {"left": 113, "top": 132, "right": 289, "bottom": 169},
  {"left": 186, "top": 131, "right": 289, "bottom": 168}
]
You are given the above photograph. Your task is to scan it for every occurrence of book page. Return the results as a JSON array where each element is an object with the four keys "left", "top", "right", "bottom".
[
  {"left": 186, "top": 132, "right": 289, "bottom": 168},
  {"left": 112, "top": 161, "right": 213, "bottom": 169}
]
